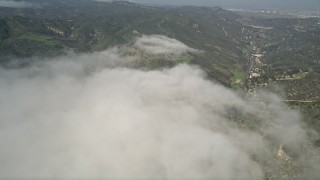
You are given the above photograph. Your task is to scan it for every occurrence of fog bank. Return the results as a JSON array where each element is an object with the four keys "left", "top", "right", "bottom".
[{"left": 0, "top": 35, "right": 319, "bottom": 178}]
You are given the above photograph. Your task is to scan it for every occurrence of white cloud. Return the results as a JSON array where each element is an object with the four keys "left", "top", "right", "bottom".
[
  {"left": 133, "top": 35, "right": 200, "bottom": 57},
  {"left": 0, "top": 35, "right": 318, "bottom": 178}
]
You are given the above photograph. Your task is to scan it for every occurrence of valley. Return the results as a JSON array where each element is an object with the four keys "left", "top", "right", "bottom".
[{"left": 0, "top": 0, "right": 320, "bottom": 178}]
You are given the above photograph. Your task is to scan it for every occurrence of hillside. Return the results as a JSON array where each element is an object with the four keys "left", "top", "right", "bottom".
[
  {"left": 0, "top": 1, "right": 320, "bottom": 178},
  {"left": 0, "top": 1, "right": 249, "bottom": 86}
]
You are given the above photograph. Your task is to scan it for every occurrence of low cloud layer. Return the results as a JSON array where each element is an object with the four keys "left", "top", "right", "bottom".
[
  {"left": 0, "top": 35, "right": 319, "bottom": 178},
  {"left": 0, "top": 0, "right": 33, "bottom": 8},
  {"left": 133, "top": 35, "right": 199, "bottom": 57}
]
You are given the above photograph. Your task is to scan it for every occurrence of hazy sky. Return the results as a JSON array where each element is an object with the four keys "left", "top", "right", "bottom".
[
  {"left": 130, "top": 0, "right": 320, "bottom": 10},
  {"left": 0, "top": 0, "right": 319, "bottom": 10},
  {"left": 0, "top": 0, "right": 33, "bottom": 8}
]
